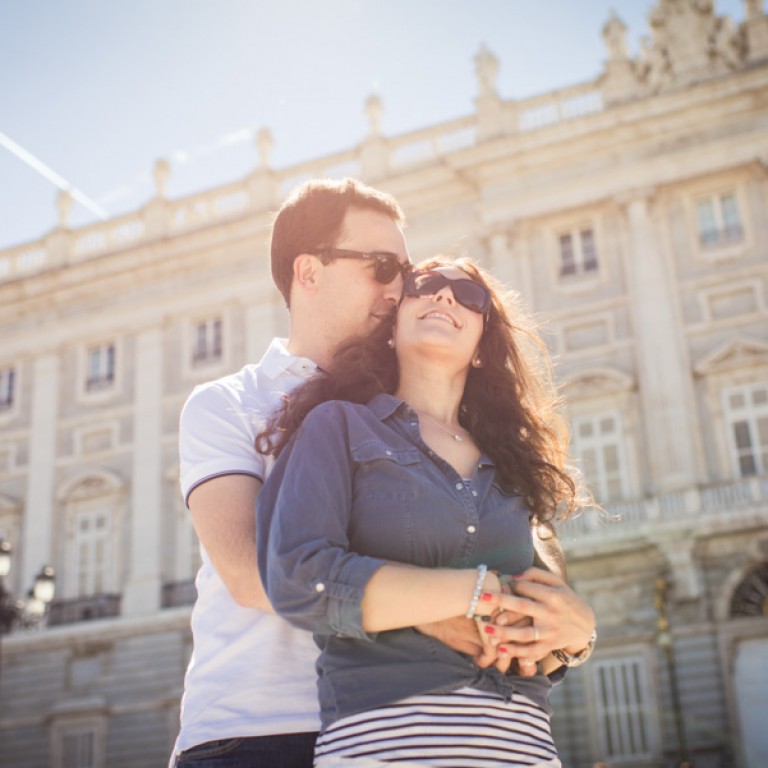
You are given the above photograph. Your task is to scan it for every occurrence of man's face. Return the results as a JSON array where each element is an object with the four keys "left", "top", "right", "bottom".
[{"left": 317, "top": 207, "right": 409, "bottom": 344}]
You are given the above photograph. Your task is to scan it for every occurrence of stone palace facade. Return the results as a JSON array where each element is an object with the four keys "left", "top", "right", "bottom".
[{"left": 1, "top": 1, "right": 767, "bottom": 766}]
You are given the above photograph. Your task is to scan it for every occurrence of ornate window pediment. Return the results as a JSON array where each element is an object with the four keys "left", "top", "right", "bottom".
[
  {"left": 562, "top": 368, "right": 635, "bottom": 400},
  {"left": 694, "top": 336, "right": 768, "bottom": 377}
]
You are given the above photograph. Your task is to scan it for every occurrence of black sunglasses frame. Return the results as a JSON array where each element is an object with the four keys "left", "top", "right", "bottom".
[
  {"left": 314, "top": 248, "right": 411, "bottom": 285},
  {"left": 401, "top": 269, "right": 492, "bottom": 316}
]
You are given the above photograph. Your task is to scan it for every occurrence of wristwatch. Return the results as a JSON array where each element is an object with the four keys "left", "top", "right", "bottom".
[{"left": 552, "top": 629, "right": 597, "bottom": 667}]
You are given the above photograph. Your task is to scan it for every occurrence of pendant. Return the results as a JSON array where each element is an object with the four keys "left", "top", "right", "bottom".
[{"left": 454, "top": 434, "right": 463, "bottom": 442}]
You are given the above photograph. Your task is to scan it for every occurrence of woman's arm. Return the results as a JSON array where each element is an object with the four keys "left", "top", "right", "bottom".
[
  {"left": 256, "top": 402, "right": 503, "bottom": 637},
  {"left": 360, "top": 563, "right": 500, "bottom": 632}
]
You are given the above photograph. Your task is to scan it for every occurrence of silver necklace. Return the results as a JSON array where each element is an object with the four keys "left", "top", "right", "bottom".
[{"left": 418, "top": 411, "right": 465, "bottom": 442}]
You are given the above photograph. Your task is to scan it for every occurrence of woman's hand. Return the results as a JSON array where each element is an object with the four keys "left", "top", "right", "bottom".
[{"left": 480, "top": 567, "right": 595, "bottom": 671}]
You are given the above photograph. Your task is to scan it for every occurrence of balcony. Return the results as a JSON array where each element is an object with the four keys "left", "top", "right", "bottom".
[
  {"left": 560, "top": 475, "right": 768, "bottom": 547},
  {"left": 161, "top": 579, "right": 197, "bottom": 609},
  {"left": 47, "top": 593, "right": 121, "bottom": 626}
]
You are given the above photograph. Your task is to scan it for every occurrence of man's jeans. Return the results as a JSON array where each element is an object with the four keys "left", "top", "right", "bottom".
[{"left": 175, "top": 732, "right": 318, "bottom": 768}]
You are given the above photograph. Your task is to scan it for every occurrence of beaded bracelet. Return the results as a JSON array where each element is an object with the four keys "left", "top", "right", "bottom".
[{"left": 465, "top": 564, "right": 489, "bottom": 618}]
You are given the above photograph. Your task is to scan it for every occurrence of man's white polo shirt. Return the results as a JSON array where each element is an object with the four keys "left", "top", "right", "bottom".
[{"left": 173, "top": 338, "right": 320, "bottom": 756}]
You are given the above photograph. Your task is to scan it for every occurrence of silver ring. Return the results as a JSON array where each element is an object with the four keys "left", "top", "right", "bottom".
[{"left": 532, "top": 625, "right": 539, "bottom": 643}]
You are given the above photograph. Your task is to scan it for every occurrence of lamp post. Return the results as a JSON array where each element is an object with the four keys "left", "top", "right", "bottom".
[
  {"left": 0, "top": 539, "right": 57, "bottom": 688},
  {"left": 654, "top": 576, "right": 691, "bottom": 768},
  {"left": 0, "top": 539, "right": 19, "bottom": 634}
]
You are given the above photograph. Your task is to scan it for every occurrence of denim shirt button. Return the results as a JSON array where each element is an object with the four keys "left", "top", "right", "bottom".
[
  {"left": 472, "top": 490, "right": 478, "bottom": 497},
  {"left": 455, "top": 482, "right": 463, "bottom": 490},
  {"left": 315, "top": 582, "right": 326, "bottom": 592},
  {"left": 385, "top": 450, "right": 393, "bottom": 456},
  {"left": 467, "top": 525, "right": 477, "bottom": 534}
]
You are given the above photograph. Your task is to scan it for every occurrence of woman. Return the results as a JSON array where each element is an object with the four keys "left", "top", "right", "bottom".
[{"left": 256, "top": 257, "right": 595, "bottom": 767}]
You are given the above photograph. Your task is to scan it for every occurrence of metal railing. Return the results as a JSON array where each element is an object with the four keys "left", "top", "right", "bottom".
[{"left": 47, "top": 593, "right": 122, "bottom": 626}]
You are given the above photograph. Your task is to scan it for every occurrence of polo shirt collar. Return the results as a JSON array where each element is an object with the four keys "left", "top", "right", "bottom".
[{"left": 258, "top": 337, "right": 317, "bottom": 381}]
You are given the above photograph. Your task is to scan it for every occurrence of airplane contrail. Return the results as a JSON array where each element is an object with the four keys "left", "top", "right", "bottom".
[{"left": 0, "top": 131, "right": 109, "bottom": 220}]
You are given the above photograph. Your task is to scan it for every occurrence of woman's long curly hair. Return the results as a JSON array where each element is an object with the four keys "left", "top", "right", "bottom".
[{"left": 257, "top": 256, "right": 585, "bottom": 525}]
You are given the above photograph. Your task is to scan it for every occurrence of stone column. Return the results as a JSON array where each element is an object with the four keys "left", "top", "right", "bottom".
[
  {"left": 621, "top": 191, "right": 703, "bottom": 494},
  {"left": 487, "top": 229, "right": 534, "bottom": 306},
  {"left": 122, "top": 329, "right": 163, "bottom": 615},
  {"left": 22, "top": 353, "right": 60, "bottom": 590},
  {"left": 245, "top": 299, "right": 280, "bottom": 364}
]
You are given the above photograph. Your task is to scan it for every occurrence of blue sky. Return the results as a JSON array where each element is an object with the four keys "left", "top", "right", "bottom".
[{"left": 0, "top": 0, "right": 745, "bottom": 249}]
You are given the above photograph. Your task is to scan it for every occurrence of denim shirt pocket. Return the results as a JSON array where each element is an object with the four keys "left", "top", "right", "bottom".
[{"left": 349, "top": 440, "right": 425, "bottom": 562}]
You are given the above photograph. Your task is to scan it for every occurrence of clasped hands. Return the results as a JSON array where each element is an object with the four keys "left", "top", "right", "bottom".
[{"left": 418, "top": 567, "right": 596, "bottom": 677}]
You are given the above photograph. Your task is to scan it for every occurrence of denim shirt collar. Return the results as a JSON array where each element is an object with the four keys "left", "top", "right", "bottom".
[{"left": 366, "top": 393, "right": 496, "bottom": 469}]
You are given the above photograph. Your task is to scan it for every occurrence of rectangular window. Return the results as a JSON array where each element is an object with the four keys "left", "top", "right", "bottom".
[
  {"left": 572, "top": 413, "right": 627, "bottom": 502},
  {"left": 74, "top": 507, "right": 112, "bottom": 597},
  {"left": 724, "top": 383, "right": 768, "bottom": 477},
  {"left": 696, "top": 192, "right": 743, "bottom": 248},
  {"left": 0, "top": 366, "right": 14, "bottom": 410},
  {"left": 62, "top": 726, "right": 97, "bottom": 768},
  {"left": 192, "top": 318, "right": 223, "bottom": 365},
  {"left": 593, "top": 656, "right": 656, "bottom": 761},
  {"left": 85, "top": 344, "right": 115, "bottom": 390},
  {"left": 558, "top": 227, "right": 598, "bottom": 278}
]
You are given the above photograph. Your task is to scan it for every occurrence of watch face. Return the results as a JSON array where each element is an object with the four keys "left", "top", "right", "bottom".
[{"left": 730, "top": 563, "right": 768, "bottom": 617}]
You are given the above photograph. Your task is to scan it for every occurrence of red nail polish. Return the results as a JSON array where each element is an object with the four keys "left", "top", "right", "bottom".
[
  {"left": 513, "top": 573, "right": 525, "bottom": 579},
  {"left": 481, "top": 592, "right": 493, "bottom": 601},
  {"left": 484, "top": 626, "right": 495, "bottom": 635},
  {"left": 498, "top": 647, "right": 509, "bottom": 654}
]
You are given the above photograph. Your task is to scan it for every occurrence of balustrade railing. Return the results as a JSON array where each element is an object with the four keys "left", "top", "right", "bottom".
[
  {"left": 0, "top": 75, "right": 610, "bottom": 284},
  {"left": 560, "top": 475, "right": 768, "bottom": 542}
]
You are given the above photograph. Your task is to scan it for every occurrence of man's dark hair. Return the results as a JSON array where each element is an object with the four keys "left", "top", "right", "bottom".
[{"left": 270, "top": 177, "right": 405, "bottom": 307}]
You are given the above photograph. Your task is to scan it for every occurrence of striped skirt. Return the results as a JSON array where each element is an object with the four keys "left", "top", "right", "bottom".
[{"left": 314, "top": 687, "right": 561, "bottom": 768}]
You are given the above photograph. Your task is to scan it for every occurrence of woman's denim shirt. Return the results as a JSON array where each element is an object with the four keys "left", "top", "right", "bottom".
[{"left": 257, "top": 394, "right": 561, "bottom": 730}]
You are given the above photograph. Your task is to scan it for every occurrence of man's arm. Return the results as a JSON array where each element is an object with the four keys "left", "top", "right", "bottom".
[{"left": 188, "top": 474, "right": 272, "bottom": 610}]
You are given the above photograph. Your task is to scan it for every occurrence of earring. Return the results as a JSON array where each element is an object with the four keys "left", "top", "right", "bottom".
[
  {"left": 387, "top": 337, "right": 395, "bottom": 349},
  {"left": 472, "top": 354, "right": 483, "bottom": 368}
]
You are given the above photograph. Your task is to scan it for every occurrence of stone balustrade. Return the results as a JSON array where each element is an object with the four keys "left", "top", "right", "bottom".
[
  {"left": 0, "top": 78, "right": 610, "bottom": 285},
  {"left": 561, "top": 474, "right": 768, "bottom": 544}
]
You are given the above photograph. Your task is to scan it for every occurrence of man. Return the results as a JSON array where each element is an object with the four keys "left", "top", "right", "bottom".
[{"left": 172, "top": 178, "right": 431, "bottom": 767}]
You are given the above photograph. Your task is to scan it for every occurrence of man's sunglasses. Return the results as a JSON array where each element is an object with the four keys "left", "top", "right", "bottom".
[
  {"left": 402, "top": 269, "right": 491, "bottom": 315},
  {"left": 315, "top": 248, "right": 411, "bottom": 285}
]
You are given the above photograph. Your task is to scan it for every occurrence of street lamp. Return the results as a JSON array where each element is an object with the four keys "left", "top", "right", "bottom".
[
  {"left": 654, "top": 576, "right": 691, "bottom": 768},
  {"left": 0, "top": 540, "right": 57, "bottom": 690},
  {"left": 0, "top": 540, "right": 56, "bottom": 634},
  {"left": 0, "top": 539, "right": 20, "bottom": 634}
]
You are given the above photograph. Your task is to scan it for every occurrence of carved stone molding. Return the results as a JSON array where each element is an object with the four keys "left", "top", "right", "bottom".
[{"left": 693, "top": 335, "right": 768, "bottom": 376}]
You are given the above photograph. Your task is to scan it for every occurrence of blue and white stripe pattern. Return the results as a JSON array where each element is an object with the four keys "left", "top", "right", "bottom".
[{"left": 314, "top": 687, "right": 561, "bottom": 767}]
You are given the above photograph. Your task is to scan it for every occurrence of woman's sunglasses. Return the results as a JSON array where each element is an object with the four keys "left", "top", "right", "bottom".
[
  {"left": 315, "top": 248, "right": 411, "bottom": 285},
  {"left": 402, "top": 269, "right": 491, "bottom": 315}
]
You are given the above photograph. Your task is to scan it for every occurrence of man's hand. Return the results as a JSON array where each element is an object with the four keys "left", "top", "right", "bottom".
[{"left": 415, "top": 616, "right": 486, "bottom": 659}]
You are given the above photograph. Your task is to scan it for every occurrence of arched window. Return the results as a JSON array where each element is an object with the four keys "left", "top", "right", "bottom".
[
  {"left": 60, "top": 475, "right": 123, "bottom": 600},
  {"left": 730, "top": 562, "right": 768, "bottom": 618},
  {"left": 563, "top": 368, "right": 638, "bottom": 504}
]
